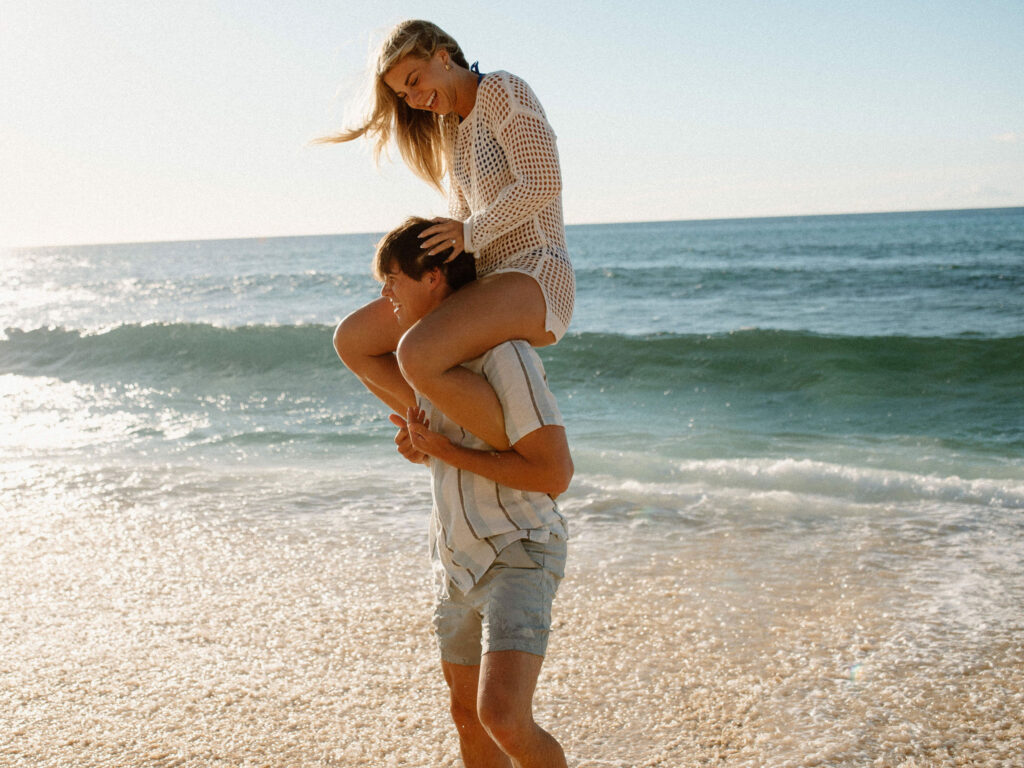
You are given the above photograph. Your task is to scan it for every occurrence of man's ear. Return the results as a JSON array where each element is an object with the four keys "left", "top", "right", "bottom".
[{"left": 424, "top": 266, "right": 444, "bottom": 289}]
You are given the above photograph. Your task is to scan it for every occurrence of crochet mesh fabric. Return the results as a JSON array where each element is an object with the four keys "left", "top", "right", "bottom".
[{"left": 446, "top": 72, "right": 575, "bottom": 340}]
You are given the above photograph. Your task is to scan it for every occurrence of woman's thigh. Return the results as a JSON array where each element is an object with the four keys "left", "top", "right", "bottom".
[{"left": 401, "top": 272, "right": 554, "bottom": 372}]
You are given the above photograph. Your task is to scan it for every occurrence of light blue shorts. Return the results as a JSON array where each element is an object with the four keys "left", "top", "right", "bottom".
[{"left": 433, "top": 534, "right": 566, "bottom": 665}]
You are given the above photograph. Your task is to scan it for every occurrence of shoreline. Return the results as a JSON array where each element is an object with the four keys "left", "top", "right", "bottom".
[{"left": 3, "top": 479, "right": 1021, "bottom": 767}]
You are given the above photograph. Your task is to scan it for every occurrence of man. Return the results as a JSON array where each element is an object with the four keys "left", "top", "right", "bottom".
[{"left": 347, "top": 216, "right": 573, "bottom": 768}]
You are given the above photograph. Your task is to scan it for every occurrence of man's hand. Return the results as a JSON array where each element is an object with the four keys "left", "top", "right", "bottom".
[
  {"left": 391, "top": 407, "right": 454, "bottom": 461},
  {"left": 388, "top": 412, "right": 430, "bottom": 466}
]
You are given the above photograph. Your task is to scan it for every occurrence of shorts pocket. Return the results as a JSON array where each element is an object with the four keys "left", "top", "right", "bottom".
[
  {"left": 522, "top": 534, "right": 567, "bottom": 579},
  {"left": 494, "top": 540, "right": 541, "bottom": 569}
]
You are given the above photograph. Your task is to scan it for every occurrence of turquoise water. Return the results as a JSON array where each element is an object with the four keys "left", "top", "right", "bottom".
[
  {"left": 2, "top": 208, "right": 1023, "bottom": 766},
  {"left": 3, "top": 207, "right": 1021, "bottom": 482}
]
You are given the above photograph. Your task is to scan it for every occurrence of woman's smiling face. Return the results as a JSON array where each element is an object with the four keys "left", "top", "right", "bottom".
[{"left": 383, "top": 51, "right": 455, "bottom": 115}]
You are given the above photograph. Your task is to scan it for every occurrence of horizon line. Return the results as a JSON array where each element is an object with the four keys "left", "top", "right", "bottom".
[{"left": 5, "top": 203, "right": 1022, "bottom": 251}]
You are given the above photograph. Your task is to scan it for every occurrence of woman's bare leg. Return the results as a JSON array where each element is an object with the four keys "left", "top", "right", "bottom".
[
  {"left": 333, "top": 297, "right": 415, "bottom": 413},
  {"left": 397, "top": 272, "right": 554, "bottom": 450}
]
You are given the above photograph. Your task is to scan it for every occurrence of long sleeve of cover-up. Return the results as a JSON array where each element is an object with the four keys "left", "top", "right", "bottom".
[
  {"left": 446, "top": 71, "right": 575, "bottom": 341},
  {"left": 451, "top": 73, "right": 562, "bottom": 254}
]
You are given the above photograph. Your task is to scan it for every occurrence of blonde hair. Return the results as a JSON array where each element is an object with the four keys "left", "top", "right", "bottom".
[{"left": 318, "top": 20, "right": 470, "bottom": 192}]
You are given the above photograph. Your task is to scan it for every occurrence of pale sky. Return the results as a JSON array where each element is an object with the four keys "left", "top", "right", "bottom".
[{"left": 2, "top": 0, "right": 1022, "bottom": 248}]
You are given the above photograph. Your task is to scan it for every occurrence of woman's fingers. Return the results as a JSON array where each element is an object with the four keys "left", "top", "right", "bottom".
[
  {"left": 419, "top": 219, "right": 464, "bottom": 257},
  {"left": 422, "top": 233, "right": 460, "bottom": 255},
  {"left": 419, "top": 221, "right": 454, "bottom": 243}
]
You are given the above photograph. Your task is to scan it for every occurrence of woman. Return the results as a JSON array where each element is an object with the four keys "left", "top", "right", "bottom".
[{"left": 323, "top": 19, "right": 574, "bottom": 450}]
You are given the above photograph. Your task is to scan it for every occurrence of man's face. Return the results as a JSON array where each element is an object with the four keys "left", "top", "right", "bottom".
[{"left": 380, "top": 263, "right": 437, "bottom": 327}]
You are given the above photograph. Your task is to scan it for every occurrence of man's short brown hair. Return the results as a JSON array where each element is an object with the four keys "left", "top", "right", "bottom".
[{"left": 373, "top": 216, "right": 476, "bottom": 290}]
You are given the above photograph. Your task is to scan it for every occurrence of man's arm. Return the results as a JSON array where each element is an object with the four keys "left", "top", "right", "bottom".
[{"left": 392, "top": 408, "right": 573, "bottom": 497}]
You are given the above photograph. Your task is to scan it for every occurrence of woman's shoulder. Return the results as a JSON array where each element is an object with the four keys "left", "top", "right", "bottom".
[
  {"left": 481, "top": 70, "right": 524, "bottom": 86},
  {"left": 477, "top": 71, "right": 545, "bottom": 118},
  {"left": 476, "top": 70, "right": 514, "bottom": 104}
]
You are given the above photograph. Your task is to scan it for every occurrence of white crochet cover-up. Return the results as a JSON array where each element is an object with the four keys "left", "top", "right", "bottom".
[{"left": 447, "top": 71, "right": 575, "bottom": 341}]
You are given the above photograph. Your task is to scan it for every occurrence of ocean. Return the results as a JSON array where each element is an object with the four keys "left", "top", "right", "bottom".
[{"left": 2, "top": 207, "right": 1022, "bottom": 766}]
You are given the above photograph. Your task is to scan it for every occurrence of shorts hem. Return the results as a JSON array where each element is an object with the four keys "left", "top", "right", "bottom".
[
  {"left": 484, "top": 638, "right": 549, "bottom": 658},
  {"left": 440, "top": 651, "right": 483, "bottom": 666}
]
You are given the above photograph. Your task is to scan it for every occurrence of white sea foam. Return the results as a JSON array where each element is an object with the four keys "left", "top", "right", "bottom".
[
  {"left": 571, "top": 456, "right": 1024, "bottom": 514},
  {"left": 679, "top": 457, "right": 1024, "bottom": 507}
]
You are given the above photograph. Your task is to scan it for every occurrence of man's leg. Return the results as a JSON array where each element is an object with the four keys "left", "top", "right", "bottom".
[
  {"left": 442, "top": 661, "right": 511, "bottom": 768},
  {"left": 476, "top": 650, "right": 567, "bottom": 768}
]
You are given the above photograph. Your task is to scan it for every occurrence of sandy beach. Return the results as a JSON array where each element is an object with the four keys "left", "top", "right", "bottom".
[{"left": 3, "top": 463, "right": 1021, "bottom": 767}]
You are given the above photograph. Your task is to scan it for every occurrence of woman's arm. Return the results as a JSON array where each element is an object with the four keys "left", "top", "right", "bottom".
[
  {"left": 418, "top": 160, "right": 472, "bottom": 259},
  {"left": 420, "top": 75, "right": 561, "bottom": 258},
  {"left": 462, "top": 76, "right": 563, "bottom": 253}
]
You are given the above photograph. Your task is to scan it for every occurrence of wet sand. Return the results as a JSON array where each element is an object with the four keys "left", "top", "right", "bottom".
[{"left": 2, "top": 478, "right": 1022, "bottom": 767}]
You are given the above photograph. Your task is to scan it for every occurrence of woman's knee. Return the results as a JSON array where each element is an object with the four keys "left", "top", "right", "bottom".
[
  {"left": 332, "top": 318, "right": 350, "bottom": 359},
  {"left": 395, "top": 328, "right": 439, "bottom": 389},
  {"left": 333, "top": 315, "right": 372, "bottom": 372},
  {"left": 333, "top": 301, "right": 398, "bottom": 368}
]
